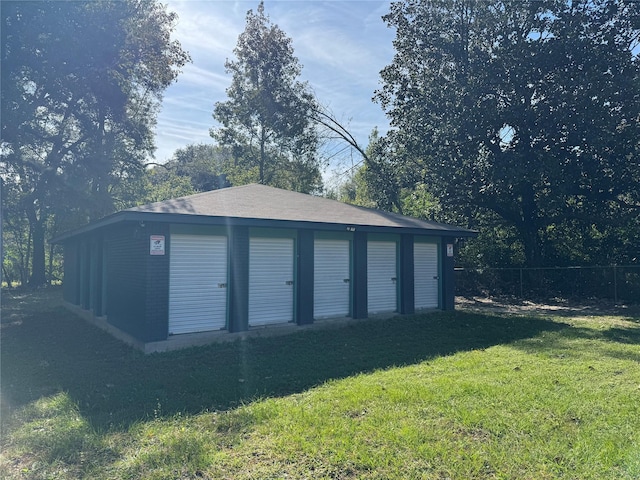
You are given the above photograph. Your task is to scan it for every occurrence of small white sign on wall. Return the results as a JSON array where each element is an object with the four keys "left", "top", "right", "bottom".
[
  {"left": 446, "top": 243, "right": 454, "bottom": 257},
  {"left": 150, "top": 235, "right": 165, "bottom": 255}
]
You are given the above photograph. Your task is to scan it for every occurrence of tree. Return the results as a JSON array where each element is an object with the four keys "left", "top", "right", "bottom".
[
  {"left": 1, "top": 0, "right": 189, "bottom": 285},
  {"left": 162, "top": 144, "right": 232, "bottom": 192},
  {"left": 375, "top": 0, "right": 640, "bottom": 267},
  {"left": 313, "top": 115, "right": 410, "bottom": 212},
  {"left": 212, "top": 2, "right": 322, "bottom": 193},
  {"left": 129, "top": 169, "right": 196, "bottom": 206},
  {"left": 1, "top": 178, "right": 31, "bottom": 286}
]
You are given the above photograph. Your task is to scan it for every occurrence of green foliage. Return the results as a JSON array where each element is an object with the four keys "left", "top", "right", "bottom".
[
  {"left": 166, "top": 144, "right": 232, "bottom": 192},
  {"left": 0, "top": 0, "right": 190, "bottom": 285},
  {"left": 211, "top": 2, "right": 322, "bottom": 193},
  {"left": 330, "top": 129, "right": 406, "bottom": 211},
  {"left": 458, "top": 222, "right": 526, "bottom": 269},
  {"left": 400, "top": 183, "right": 440, "bottom": 220},
  {"left": 542, "top": 218, "right": 640, "bottom": 266},
  {"left": 356, "top": 130, "right": 408, "bottom": 213},
  {"left": 135, "top": 170, "right": 196, "bottom": 206},
  {"left": 330, "top": 165, "right": 377, "bottom": 208},
  {"left": 2, "top": 180, "right": 31, "bottom": 286},
  {"left": 374, "top": 0, "right": 640, "bottom": 267},
  {"left": 126, "top": 144, "right": 231, "bottom": 207}
]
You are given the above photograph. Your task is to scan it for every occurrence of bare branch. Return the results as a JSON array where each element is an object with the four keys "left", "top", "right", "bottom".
[{"left": 310, "top": 107, "right": 371, "bottom": 166}]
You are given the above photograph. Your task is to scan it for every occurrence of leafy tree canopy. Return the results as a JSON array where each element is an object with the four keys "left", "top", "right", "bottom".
[
  {"left": 1, "top": 0, "right": 190, "bottom": 285},
  {"left": 375, "top": 0, "right": 640, "bottom": 267},
  {"left": 211, "top": 2, "right": 322, "bottom": 193}
]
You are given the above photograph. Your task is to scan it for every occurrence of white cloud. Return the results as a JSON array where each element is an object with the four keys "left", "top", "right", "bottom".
[
  {"left": 168, "top": 0, "right": 245, "bottom": 56},
  {"left": 156, "top": 0, "right": 395, "bottom": 165},
  {"left": 176, "top": 64, "right": 230, "bottom": 91}
]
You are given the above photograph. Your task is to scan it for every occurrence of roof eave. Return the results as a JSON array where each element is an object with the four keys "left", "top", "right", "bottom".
[
  {"left": 52, "top": 211, "right": 477, "bottom": 243},
  {"left": 51, "top": 211, "right": 143, "bottom": 243}
]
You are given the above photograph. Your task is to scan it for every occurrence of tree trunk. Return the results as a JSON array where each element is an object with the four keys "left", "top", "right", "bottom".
[
  {"left": 26, "top": 207, "right": 48, "bottom": 287},
  {"left": 25, "top": 202, "right": 47, "bottom": 287},
  {"left": 20, "top": 227, "right": 31, "bottom": 286},
  {"left": 520, "top": 224, "right": 543, "bottom": 268},
  {"left": 2, "top": 265, "right": 13, "bottom": 289},
  {"left": 259, "top": 127, "right": 266, "bottom": 184},
  {"left": 518, "top": 181, "right": 544, "bottom": 268}
]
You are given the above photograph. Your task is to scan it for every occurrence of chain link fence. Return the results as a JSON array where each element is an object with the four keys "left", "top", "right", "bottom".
[{"left": 455, "top": 265, "right": 640, "bottom": 303}]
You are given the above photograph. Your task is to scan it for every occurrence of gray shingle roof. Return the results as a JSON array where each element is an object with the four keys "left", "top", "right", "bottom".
[{"left": 126, "top": 183, "right": 474, "bottom": 235}]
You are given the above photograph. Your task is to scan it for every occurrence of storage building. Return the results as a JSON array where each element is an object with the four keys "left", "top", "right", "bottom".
[{"left": 54, "top": 184, "right": 476, "bottom": 351}]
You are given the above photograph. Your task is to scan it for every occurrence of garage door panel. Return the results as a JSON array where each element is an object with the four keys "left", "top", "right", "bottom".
[
  {"left": 314, "top": 239, "right": 350, "bottom": 318},
  {"left": 170, "top": 279, "right": 225, "bottom": 288},
  {"left": 169, "top": 234, "right": 228, "bottom": 334},
  {"left": 414, "top": 242, "right": 439, "bottom": 309},
  {"left": 367, "top": 241, "right": 397, "bottom": 313},
  {"left": 249, "top": 237, "right": 294, "bottom": 326},
  {"left": 169, "top": 298, "right": 225, "bottom": 309}
]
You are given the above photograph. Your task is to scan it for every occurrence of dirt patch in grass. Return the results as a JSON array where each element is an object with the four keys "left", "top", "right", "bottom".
[{"left": 457, "top": 295, "right": 640, "bottom": 319}]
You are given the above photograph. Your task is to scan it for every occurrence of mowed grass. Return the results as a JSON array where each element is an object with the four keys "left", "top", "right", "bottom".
[{"left": 1, "top": 288, "right": 639, "bottom": 479}]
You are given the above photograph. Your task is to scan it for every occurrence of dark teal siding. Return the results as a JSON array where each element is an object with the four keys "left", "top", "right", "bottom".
[
  {"left": 400, "top": 234, "right": 415, "bottom": 314},
  {"left": 352, "top": 232, "right": 368, "bottom": 319},
  {"left": 145, "top": 224, "right": 170, "bottom": 341},
  {"left": 296, "top": 229, "right": 314, "bottom": 325},
  {"left": 441, "top": 238, "right": 455, "bottom": 311},
  {"left": 59, "top": 214, "right": 465, "bottom": 348},
  {"left": 63, "top": 241, "right": 80, "bottom": 305},
  {"left": 228, "top": 226, "right": 249, "bottom": 333},
  {"left": 105, "top": 225, "right": 147, "bottom": 339}
]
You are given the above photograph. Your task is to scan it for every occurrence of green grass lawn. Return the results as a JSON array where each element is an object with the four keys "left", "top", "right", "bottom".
[{"left": 1, "top": 288, "right": 639, "bottom": 479}]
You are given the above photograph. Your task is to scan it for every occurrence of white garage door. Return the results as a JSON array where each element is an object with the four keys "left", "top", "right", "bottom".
[
  {"left": 367, "top": 240, "right": 397, "bottom": 314},
  {"left": 169, "top": 234, "right": 228, "bottom": 334},
  {"left": 414, "top": 242, "right": 439, "bottom": 309},
  {"left": 249, "top": 237, "right": 294, "bottom": 326},
  {"left": 314, "top": 239, "right": 350, "bottom": 318}
]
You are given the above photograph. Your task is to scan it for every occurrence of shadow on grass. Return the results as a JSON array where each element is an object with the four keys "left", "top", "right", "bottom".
[
  {"left": 603, "top": 325, "right": 640, "bottom": 345},
  {"left": 513, "top": 321, "right": 640, "bottom": 363},
  {"left": 2, "top": 288, "right": 567, "bottom": 432}
]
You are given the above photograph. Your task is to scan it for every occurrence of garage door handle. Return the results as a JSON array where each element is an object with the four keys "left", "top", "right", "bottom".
[
  {"left": 343, "top": 279, "right": 350, "bottom": 283},
  {"left": 391, "top": 277, "right": 397, "bottom": 283},
  {"left": 433, "top": 276, "right": 439, "bottom": 280},
  {"left": 218, "top": 283, "right": 227, "bottom": 288},
  {"left": 285, "top": 280, "right": 294, "bottom": 285}
]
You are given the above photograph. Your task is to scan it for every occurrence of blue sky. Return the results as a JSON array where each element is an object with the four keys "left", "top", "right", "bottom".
[{"left": 154, "top": 0, "right": 395, "bottom": 177}]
